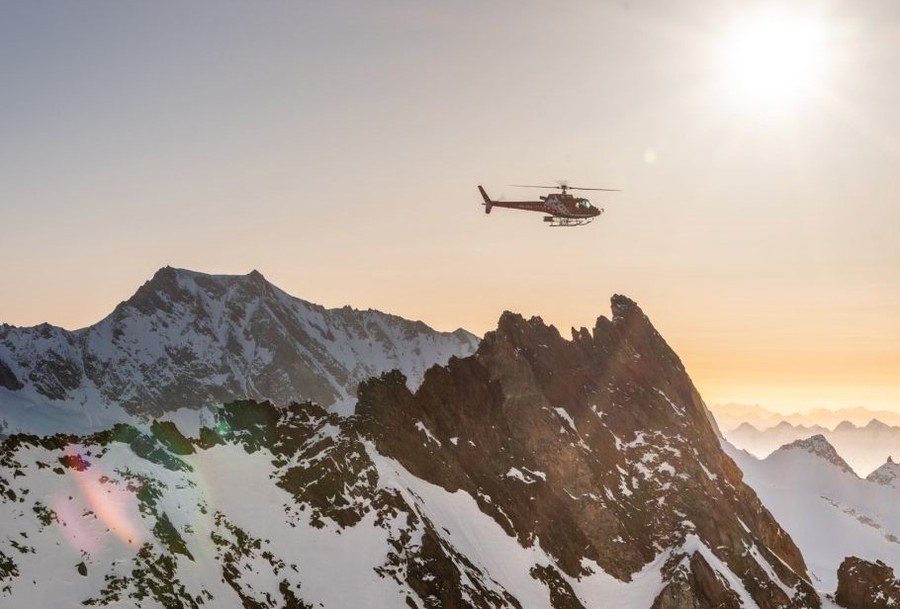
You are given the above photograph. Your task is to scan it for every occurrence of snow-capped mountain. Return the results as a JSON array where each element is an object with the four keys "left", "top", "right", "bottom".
[
  {"left": 725, "top": 418, "right": 900, "bottom": 476},
  {"left": 0, "top": 267, "right": 479, "bottom": 433},
  {"left": 728, "top": 434, "right": 900, "bottom": 593},
  {"left": 867, "top": 456, "right": 900, "bottom": 489},
  {"left": 0, "top": 296, "right": 822, "bottom": 608}
]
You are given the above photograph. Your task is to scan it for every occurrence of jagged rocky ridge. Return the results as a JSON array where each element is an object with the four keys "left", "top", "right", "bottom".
[
  {"left": 0, "top": 267, "right": 478, "bottom": 424},
  {"left": 358, "top": 296, "right": 819, "bottom": 607},
  {"left": 1, "top": 295, "right": 821, "bottom": 608}
]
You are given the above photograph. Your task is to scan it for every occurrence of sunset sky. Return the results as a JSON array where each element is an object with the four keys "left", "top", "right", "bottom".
[{"left": 2, "top": 1, "right": 898, "bottom": 414}]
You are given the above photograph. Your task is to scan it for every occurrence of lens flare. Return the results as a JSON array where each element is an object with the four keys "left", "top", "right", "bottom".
[{"left": 56, "top": 446, "right": 146, "bottom": 551}]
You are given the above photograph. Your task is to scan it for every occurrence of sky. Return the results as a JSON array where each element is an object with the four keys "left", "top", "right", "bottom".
[{"left": 2, "top": 0, "right": 899, "bottom": 414}]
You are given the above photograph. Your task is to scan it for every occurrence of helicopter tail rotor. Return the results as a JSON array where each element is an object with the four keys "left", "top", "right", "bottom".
[{"left": 477, "top": 185, "right": 493, "bottom": 214}]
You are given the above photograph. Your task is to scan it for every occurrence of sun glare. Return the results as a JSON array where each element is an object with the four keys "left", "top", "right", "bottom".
[{"left": 720, "top": 11, "right": 827, "bottom": 114}]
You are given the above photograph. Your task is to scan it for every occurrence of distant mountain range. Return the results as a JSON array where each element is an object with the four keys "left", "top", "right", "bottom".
[
  {"left": 0, "top": 267, "right": 478, "bottom": 434},
  {"left": 723, "top": 418, "right": 900, "bottom": 476},
  {"left": 710, "top": 402, "right": 900, "bottom": 431}
]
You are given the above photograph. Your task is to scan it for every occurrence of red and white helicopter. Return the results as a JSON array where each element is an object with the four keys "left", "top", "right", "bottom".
[{"left": 478, "top": 182, "right": 620, "bottom": 227}]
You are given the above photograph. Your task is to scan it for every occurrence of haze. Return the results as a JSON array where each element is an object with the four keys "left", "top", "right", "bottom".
[{"left": 2, "top": 1, "right": 899, "bottom": 414}]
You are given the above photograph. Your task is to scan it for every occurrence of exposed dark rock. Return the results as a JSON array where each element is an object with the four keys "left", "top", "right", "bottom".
[
  {"left": 836, "top": 557, "right": 900, "bottom": 608},
  {"left": 29, "top": 349, "right": 83, "bottom": 401},
  {"left": 0, "top": 359, "right": 22, "bottom": 391},
  {"left": 652, "top": 552, "right": 742, "bottom": 609},
  {"left": 57, "top": 453, "right": 90, "bottom": 471},
  {"left": 150, "top": 420, "right": 195, "bottom": 455},
  {"left": 530, "top": 565, "right": 585, "bottom": 609},
  {"left": 153, "top": 512, "right": 193, "bottom": 560}
]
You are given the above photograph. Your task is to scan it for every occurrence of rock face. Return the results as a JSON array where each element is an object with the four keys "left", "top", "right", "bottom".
[
  {"left": 357, "top": 296, "right": 819, "bottom": 608},
  {"left": 836, "top": 557, "right": 900, "bottom": 608},
  {"left": 0, "top": 267, "right": 478, "bottom": 420},
  {"left": 0, "top": 359, "right": 22, "bottom": 391}
]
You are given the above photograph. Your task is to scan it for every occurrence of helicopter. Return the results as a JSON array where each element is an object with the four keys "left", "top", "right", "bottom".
[{"left": 478, "top": 183, "right": 620, "bottom": 227}]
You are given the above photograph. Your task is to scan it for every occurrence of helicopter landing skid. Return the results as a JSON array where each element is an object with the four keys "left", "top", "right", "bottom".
[{"left": 543, "top": 216, "right": 594, "bottom": 227}]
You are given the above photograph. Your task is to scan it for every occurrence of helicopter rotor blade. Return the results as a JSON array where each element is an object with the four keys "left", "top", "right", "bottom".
[{"left": 511, "top": 184, "right": 620, "bottom": 192}]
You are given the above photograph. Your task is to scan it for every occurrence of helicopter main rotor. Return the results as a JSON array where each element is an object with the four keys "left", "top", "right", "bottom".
[{"left": 511, "top": 183, "right": 620, "bottom": 195}]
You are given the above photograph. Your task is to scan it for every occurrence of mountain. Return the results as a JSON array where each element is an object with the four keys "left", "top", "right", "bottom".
[
  {"left": 709, "top": 403, "right": 786, "bottom": 431},
  {"left": 726, "top": 421, "right": 830, "bottom": 458},
  {"left": 727, "top": 434, "right": 900, "bottom": 593},
  {"left": 0, "top": 267, "right": 479, "bottom": 434},
  {"left": 710, "top": 403, "right": 900, "bottom": 432},
  {"left": 777, "top": 434, "right": 856, "bottom": 475},
  {"left": 0, "top": 296, "right": 821, "bottom": 607},
  {"left": 867, "top": 456, "right": 900, "bottom": 489},
  {"left": 725, "top": 419, "right": 900, "bottom": 476}
]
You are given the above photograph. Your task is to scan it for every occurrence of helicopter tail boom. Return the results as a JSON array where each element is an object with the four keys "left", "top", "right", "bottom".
[{"left": 477, "top": 185, "right": 493, "bottom": 214}]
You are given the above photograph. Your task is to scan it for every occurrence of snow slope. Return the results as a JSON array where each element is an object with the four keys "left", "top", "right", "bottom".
[
  {"left": 727, "top": 434, "right": 900, "bottom": 592},
  {"left": 0, "top": 401, "right": 810, "bottom": 608}
]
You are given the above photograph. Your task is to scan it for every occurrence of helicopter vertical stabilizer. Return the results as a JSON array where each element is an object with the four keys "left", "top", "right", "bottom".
[{"left": 477, "top": 185, "right": 493, "bottom": 214}]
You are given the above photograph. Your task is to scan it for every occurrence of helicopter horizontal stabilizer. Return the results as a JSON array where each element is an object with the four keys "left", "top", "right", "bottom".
[{"left": 477, "top": 185, "right": 493, "bottom": 214}]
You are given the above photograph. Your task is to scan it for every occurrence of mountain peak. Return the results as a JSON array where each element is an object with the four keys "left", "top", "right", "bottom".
[
  {"left": 608, "top": 294, "right": 657, "bottom": 339},
  {"left": 865, "top": 418, "right": 890, "bottom": 431},
  {"left": 120, "top": 267, "right": 284, "bottom": 317},
  {"left": 834, "top": 420, "right": 857, "bottom": 432},
  {"left": 490, "top": 310, "right": 561, "bottom": 349},
  {"left": 120, "top": 265, "right": 188, "bottom": 315},
  {"left": 867, "top": 455, "right": 900, "bottom": 488},
  {"left": 610, "top": 293, "right": 640, "bottom": 321},
  {"left": 778, "top": 434, "right": 856, "bottom": 475},
  {"left": 734, "top": 421, "right": 760, "bottom": 433}
]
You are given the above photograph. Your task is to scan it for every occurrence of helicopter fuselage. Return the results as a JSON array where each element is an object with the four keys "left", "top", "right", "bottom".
[
  {"left": 486, "top": 193, "right": 601, "bottom": 219},
  {"left": 477, "top": 185, "right": 604, "bottom": 226}
]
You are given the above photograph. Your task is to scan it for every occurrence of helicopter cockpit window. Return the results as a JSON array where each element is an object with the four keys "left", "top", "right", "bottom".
[{"left": 577, "top": 199, "right": 590, "bottom": 208}]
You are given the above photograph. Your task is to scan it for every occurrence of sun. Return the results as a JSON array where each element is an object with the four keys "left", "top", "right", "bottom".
[{"left": 719, "top": 10, "right": 827, "bottom": 115}]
